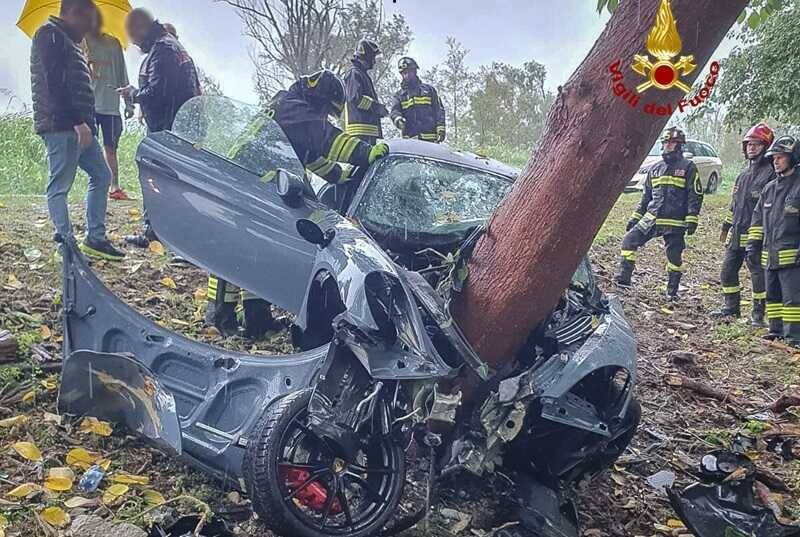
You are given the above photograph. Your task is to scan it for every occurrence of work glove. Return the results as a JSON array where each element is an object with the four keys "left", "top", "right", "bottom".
[
  {"left": 116, "top": 85, "right": 137, "bottom": 101},
  {"left": 686, "top": 222, "right": 698, "bottom": 236},
  {"left": 626, "top": 218, "right": 639, "bottom": 232},
  {"left": 436, "top": 130, "right": 446, "bottom": 143},
  {"left": 124, "top": 105, "right": 135, "bottom": 120},
  {"left": 368, "top": 142, "right": 389, "bottom": 164},
  {"left": 393, "top": 116, "right": 406, "bottom": 130}
]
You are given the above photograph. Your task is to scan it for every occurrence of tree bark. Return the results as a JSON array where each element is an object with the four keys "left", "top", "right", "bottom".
[{"left": 452, "top": 0, "right": 748, "bottom": 369}]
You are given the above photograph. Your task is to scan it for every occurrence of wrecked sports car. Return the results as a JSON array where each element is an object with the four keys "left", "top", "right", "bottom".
[{"left": 57, "top": 96, "right": 640, "bottom": 537}]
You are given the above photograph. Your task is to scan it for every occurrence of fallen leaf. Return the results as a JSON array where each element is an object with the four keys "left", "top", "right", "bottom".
[
  {"left": 142, "top": 489, "right": 166, "bottom": 506},
  {"left": 79, "top": 417, "right": 113, "bottom": 437},
  {"left": 611, "top": 472, "right": 626, "bottom": 486},
  {"left": 160, "top": 277, "right": 177, "bottom": 290},
  {"left": 148, "top": 241, "right": 165, "bottom": 255},
  {"left": 5, "top": 274, "right": 22, "bottom": 290},
  {"left": 40, "top": 376, "right": 58, "bottom": 391},
  {"left": 40, "top": 506, "right": 70, "bottom": 528},
  {"left": 111, "top": 472, "right": 150, "bottom": 486},
  {"left": 102, "top": 483, "right": 129, "bottom": 504},
  {"left": 128, "top": 261, "right": 144, "bottom": 274},
  {"left": 23, "top": 247, "right": 42, "bottom": 262},
  {"left": 21, "top": 390, "right": 36, "bottom": 404},
  {"left": 660, "top": 307, "right": 674, "bottom": 315},
  {"left": 666, "top": 518, "right": 686, "bottom": 528},
  {"left": 97, "top": 458, "right": 112, "bottom": 471},
  {"left": 6, "top": 483, "right": 42, "bottom": 498},
  {"left": 128, "top": 208, "right": 142, "bottom": 221},
  {"left": 0, "top": 415, "right": 28, "bottom": 428},
  {"left": 12, "top": 441, "right": 43, "bottom": 461},
  {"left": 44, "top": 467, "right": 75, "bottom": 492},
  {"left": 66, "top": 447, "right": 97, "bottom": 469},
  {"left": 39, "top": 325, "right": 52, "bottom": 340},
  {"left": 43, "top": 412, "right": 62, "bottom": 425},
  {"left": 64, "top": 496, "right": 98, "bottom": 509},
  {"left": 193, "top": 288, "right": 207, "bottom": 303},
  {"left": 0, "top": 514, "right": 7, "bottom": 537},
  {"left": 170, "top": 318, "right": 189, "bottom": 327}
]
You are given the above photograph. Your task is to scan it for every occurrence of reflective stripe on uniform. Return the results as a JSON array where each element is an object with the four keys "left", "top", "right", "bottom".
[
  {"left": 207, "top": 276, "right": 219, "bottom": 301},
  {"left": 655, "top": 218, "right": 686, "bottom": 227},
  {"left": 436, "top": 125, "right": 445, "bottom": 134},
  {"left": 328, "top": 133, "right": 360, "bottom": 163},
  {"left": 306, "top": 156, "right": 336, "bottom": 178},
  {"left": 783, "top": 305, "right": 800, "bottom": 322},
  {"left": 739, "top": 234, "right": 749, "bottom": 248},
  {"left": 651, "top": 176, "right": 686, "bottom": 188},
  {"left": 240, "top": 289, "right": 259, "bottom": 302},
  {"left": 766, "top": 303, "right": 783, "bottom": 320},
  {"left": 621, "top": 250, "right": 637, "bottom": 261},
  {"left": 666, "top": 261, "right": 685, "bottom": 273},
  {"left": 685, "top": 214, "right": 699, "bottom": 224},
  {"left": 748, "top": 226, "right": 764, "bottom": 240},
  {"left": 357, "top": 95, "right": 374, "bottom": 110},
  {"left": 631, "top": 212, "right": 643, "bottom": 220},
  {"left": 344, "top": 123, "right": 380, "bottom": 137},
  {"left": 400, "top": 96, "right": 433, "bottom": 109},
  {"left": 724, "top": 209, "right": 733, "bottom": 226},
  {"left": 722, "top": 285, "right": 740, "bottom": 295},
  {"left": 752, "top": 291, "right": 767, "bottom": 300},
  {"left": 778, "top": 249, "right": 799, "bottom": 266}
]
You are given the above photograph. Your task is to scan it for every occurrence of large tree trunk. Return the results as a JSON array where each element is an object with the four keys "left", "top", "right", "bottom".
[{"left": 452, "top": 0, "right": 747, "bottom": 369}]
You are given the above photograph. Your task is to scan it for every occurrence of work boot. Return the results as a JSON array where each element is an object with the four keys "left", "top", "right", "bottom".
[
  {"left": 763, "top": 317, "right": 783, "bottom": 341},
  {"left": 784, "top": 321, "right": 800, "bottom": 348},
  {"left": 711, "top": 292, "right": 741, "bottom": 320},
  {"left": 242, "top": 299, "right": 283, "bottom": 341},
  {"left": 666, "top": 271, "right": 682, "bottom": 300},
  {"left": 615, "top": 259, "right": 635, "bottom": 287},
  {"left": 750, "top": 299, "right": 766, "bottom": 327},
  {"left": 204, "top": 302, "right": 238, "bottom": 337}
]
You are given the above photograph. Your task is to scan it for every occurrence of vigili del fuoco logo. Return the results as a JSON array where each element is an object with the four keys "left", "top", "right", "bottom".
[{"left": 607, "top": 0, "right": 719, "bottom": 116}]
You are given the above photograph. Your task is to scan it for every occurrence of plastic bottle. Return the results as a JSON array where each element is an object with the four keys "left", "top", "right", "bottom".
[{"left": 78, "top": 465, "right": 105, "bottom": 493}]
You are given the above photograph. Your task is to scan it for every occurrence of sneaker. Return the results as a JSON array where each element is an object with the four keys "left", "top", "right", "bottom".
[
  {"left": 80, "top": 238, "right": 125, "bottom": 261},
  {"left": 109, "top": 189, "right": 131, "bottom": 201}
]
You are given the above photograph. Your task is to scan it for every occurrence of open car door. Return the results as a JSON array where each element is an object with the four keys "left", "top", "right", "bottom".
[{"left": 135, "top": 96, "right": 318, "bottom": 314}]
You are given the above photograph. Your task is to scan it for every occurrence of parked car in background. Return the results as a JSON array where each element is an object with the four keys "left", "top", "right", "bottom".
[{"left": 625, "top": 139, "right": 723, "bottom": 194}]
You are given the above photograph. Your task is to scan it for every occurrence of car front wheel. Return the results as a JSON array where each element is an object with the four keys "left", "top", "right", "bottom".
[
  {"left": 705, "top": 172, "right": 719, "bottom": 194},
  {"left": 243, "top": 389, "right": 406, "bottom": 537}
]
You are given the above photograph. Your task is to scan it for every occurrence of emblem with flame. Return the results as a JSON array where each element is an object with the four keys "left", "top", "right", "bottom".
[{"left": 631, "top": 0, "right": 696, "bottom": 93}]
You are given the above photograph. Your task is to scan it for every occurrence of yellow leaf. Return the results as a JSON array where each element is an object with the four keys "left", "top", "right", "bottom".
[
  {"left": 6, "top": 274, "right": 22, "bottom": 290},
  {"left": 66, "top": 447, "right": 98, "bottom": 469},
  {"left": 160, "top": 277, "right": 177, "bottom": 290},
  {"left": 111, "top": 472, "right": 150, "bottom": 486},
  {"left": 39, "top": 325, "right": 52, "bottom": 340},
  {"left": 142, "top": 488, "right": 166, "bottom": 506},
  {"left": 79, "top": 417, "right": 113, "bottom": 437},
  {"left": 64, "top": 496, "right": 97, "bottom": 508},
  {"left": 44, "top": 467, "right": 75, "bottom": 492},
  {"left": 12, "top": 441, "right": 43, "bottom": 461},
  {"left": 6, "top": 483, "right": 42, "bottom": 498},
  {"left": 40, "top": 506, "right": 70, "bottom": 528},
  {"left": 148, "top": 241, "right": 165, "bottom": 255},
  {"left": 660, "top": 307, "right": 674, "bottom": 315},
  {"left": 0, "top": 415, "right": 28, "bottom": 428},
  {"left": 21, "top": 389, "right": 36, "bottom": 404},
  {"left": 666, "top": 518, "right": 686, "bottom": 528},
  {"left": 102, "top": 483, "right": 129, "bottom": 504},
  {"left": 97, "top": 458, "right": 112, "bottom": 471},
  {"left": 0, "top": 514, "right": 7, "bottom": 537},
  {"left": 193, "top": 288, "right": 207, "bottom": 303},
  {"left": 40, "top": 377, "right": 58, "bottom": 391}
]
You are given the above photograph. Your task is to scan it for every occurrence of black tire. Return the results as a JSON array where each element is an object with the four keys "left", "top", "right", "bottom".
[
  {"left": 243, "top": 389, "right": 406, "bottom": 537},
  {"left": 705, "top": 172, "right": 719, "bottom": 194}
]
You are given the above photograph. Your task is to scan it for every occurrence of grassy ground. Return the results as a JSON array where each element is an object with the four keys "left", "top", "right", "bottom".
[{"left": 1, "top": 136, "right": 799, "bottom": 535}]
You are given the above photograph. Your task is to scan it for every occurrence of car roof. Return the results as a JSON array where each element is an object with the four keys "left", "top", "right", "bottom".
[{"left": 384, "top": 139, "right": 519, "bottom": 180}]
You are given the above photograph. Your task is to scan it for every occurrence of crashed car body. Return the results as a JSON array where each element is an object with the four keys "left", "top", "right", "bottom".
[{"left": 58, "top": 96, "right": 639, "bottom": 537}]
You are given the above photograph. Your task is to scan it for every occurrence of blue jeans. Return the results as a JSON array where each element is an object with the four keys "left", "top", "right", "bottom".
[{"left": 42, "top": 131, "right": 111, "bottom": 242}]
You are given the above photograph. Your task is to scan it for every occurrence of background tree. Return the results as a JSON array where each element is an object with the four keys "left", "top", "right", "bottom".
[
  {"left": 451, "top": 0, "right": 750, "bottom": 372},
  {"left": 435, "top": 37, "right": 474, "bottom": 145}
]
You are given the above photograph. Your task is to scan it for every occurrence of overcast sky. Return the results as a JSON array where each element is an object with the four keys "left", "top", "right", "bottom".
[{"left": 0, "top": 0, "right": 736, "bottom": 110}]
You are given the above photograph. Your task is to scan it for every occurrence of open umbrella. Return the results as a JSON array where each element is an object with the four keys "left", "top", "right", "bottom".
[{"left": 16, "top": 0, "right": 133, "bottom": 46}]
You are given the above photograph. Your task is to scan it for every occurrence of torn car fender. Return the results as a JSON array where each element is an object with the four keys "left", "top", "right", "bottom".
[{"left": 58, "top": 350, "right": 182, "bottom": 455}]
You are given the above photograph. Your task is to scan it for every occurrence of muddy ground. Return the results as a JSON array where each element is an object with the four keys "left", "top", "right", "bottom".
[{"left": 0, "top": 191, "right": 798, "bottom": 536}]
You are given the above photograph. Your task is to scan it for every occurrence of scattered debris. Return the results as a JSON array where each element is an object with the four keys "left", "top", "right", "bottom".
[
  {"left": 664, "top": 374, "right": 734, "bottom": 403},
  {"left": 647, "top": 470, "right": 676, "bottom": 493},
  {"left": 667, "top": 350, "right": 699, "bottom": 367},
  {"left": 0, "top": 329, "right": 18, "bottom": 362},
  {"left": 68, "top": 515, "right": 147, "bottom": 537}
]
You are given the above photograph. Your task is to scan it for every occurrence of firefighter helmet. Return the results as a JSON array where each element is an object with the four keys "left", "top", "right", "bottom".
[
  {"left": 766, "top": 135, "right": 800, "bottom": 165},
  {"left": 661, "top": 126, "right": 687, "bottom": 144},
  {"left": 398, "top": 57, "right": 419, "bottom": 72},
  {"left": 302, "top": 70, "right": 345, "bottom": 113},
  {"left": 742, "top": 122, "right": 774, "bottom": 156},
  {"left": 355, "top": 39, "right": 381, "bottom": 58}
]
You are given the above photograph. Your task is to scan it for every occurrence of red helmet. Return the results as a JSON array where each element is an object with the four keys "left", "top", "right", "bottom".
[{"left": 742, "top": 122, "right": 774, "bottom": 156}]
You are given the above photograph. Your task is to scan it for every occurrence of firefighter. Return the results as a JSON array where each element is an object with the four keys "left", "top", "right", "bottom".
[
  {"left": 205, "top": 70, "right": 388, "bottom": 338},
  {"left": 615, "top": 127, "right": 703, "bottom": 299},
  {"left": 712, "top": 123, "right": 775, "bottom": 324},
  {"left": 747, "top": 135, "right": 800, "bottom": 345},
  {"left": 390, "top": 57, "right": 446, "bottom": 143},
  {"left": 343, "top": 39, "right": 388, "bottom": 145}
]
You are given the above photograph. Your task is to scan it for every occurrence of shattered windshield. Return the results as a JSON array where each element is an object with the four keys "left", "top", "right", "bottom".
[
  {"left": 171, "top": 95, "right": 304, "bottom": 178},
  {"left": 356, "top": 156, "right": 512, "bottom": 245}
]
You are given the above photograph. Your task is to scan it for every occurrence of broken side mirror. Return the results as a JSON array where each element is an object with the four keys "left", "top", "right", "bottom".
[
  {"left": 683, "top": 151, "right": 695, "bottom": 159},
  {"left": 296, "top": 218, "right": 335, "bottom": 248},
  {"left": 276, "top": 169, "right": 308, "bottom": 208}
]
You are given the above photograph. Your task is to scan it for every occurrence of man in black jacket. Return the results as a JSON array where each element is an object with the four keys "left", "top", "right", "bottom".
[
  {"left": 119, "top": 8, "right": 201, "bottom": 133},
  {"left": 31, "top": 0, "right": 124, "bottom": 261},
  {"left": 343, "top": 39, "right": 388, "bottom": 144},
  {"left": 712, "top": 123, "right": 775, "bottom": 324},
  {"left": 615, "top": 127, "right": 703, "bottom": 299},
  {"left": 390, "top": 57, "right": 446, "bottom": 143}
]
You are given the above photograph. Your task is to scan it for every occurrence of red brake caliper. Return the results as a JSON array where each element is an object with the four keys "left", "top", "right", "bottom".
[{"left": 282, "top": 466, "right": 342, "bottom": 514}]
